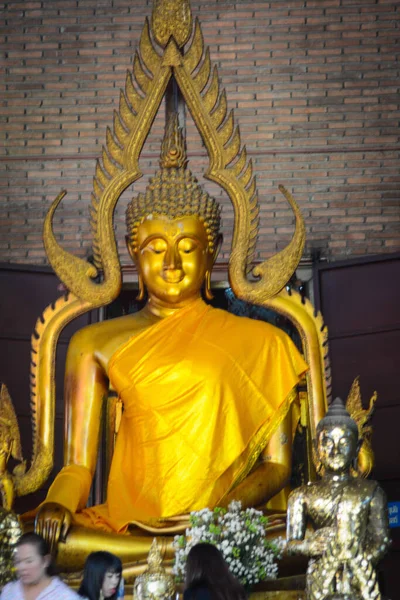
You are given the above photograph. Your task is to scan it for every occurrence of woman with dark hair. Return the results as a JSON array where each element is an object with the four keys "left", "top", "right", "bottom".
[
  {"left": 184, "top": 543, "right": 247, "bottom": 600},
  {"left": 0, "top": 532, "right": 79, "bottom": 599},
  {"left": 78, "top": 551, "right": 123, "bottom": 600}
]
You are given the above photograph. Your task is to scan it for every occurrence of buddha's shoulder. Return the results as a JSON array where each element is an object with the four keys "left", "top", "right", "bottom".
[
  {"left": 288, "top": 480, "right": 318, "bottom": 499},
  {"left": 348, "top": 477, "right": 380, "bottom": 495},
  {"left": 68, "top": 312, "right": 150, "bottom": 347},
  {"left": 208, "top": 307, "right": 291, "bottom": 343}
]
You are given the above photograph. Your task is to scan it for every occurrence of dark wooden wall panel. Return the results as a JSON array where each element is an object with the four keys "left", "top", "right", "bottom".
[
  {"left": 328, "top": 331, "right": 400, "bottom": 409},
  {"left": 315, "top": 257, "right": 400, "bottom": 338},
  {"left": 314, "top": 252, "right": 400, "bottom": 600},
  {"left": 0, "top": 264, "right": 97, "bottom": 513}
]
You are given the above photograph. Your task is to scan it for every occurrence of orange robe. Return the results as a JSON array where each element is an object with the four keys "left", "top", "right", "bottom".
[{"left": 47, "top": 299, "right": 307, "bottom": 532}]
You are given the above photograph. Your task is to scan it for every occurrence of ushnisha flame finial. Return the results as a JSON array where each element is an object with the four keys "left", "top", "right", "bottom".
[
  {"left": 160, "top": 113, "right": 187, "bottom": 169},
  {"left": 151, "top": 0, "right": 193, "bottom": 49}
]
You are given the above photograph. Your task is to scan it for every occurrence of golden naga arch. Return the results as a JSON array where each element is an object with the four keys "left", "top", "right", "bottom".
[{"left": 10, "top": 0, "right": 332, "bottom": 500}]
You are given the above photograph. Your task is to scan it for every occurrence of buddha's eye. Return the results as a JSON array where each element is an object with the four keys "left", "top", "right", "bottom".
[
  {"left": 321, "top": 437, "right": 333, "bottom": 449},
  {"left": 146, "top": 240, "right": 167, "bottom": 254},
  {"left": 178, "top": 239, "right": 197, "bottom": 254}
]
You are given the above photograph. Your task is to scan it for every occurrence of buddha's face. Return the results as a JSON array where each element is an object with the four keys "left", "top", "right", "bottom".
[
  {"left": 132, "top": 215, "right": 214, "bottom": 306},
  {"left": 317, "top": 424, "right": 358, "bottom": 473}
]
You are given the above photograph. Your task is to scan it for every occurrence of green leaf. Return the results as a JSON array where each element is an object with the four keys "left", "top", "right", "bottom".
[{"left": 209, "top": 524, "right": 221, "bottom": 535}]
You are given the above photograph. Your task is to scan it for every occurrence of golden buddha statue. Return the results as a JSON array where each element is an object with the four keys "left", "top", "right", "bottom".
[
  {"left": 286, "top": 397, "right": 390, "bottom": 600},
  {"left": 9, "top": 0, "right": 333, "bottom": 578},
  {"left": 34, "top": 115, "right": 308, "bottom": 570}
]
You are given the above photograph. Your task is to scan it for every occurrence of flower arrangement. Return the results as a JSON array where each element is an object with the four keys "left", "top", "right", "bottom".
[{"left": 172, "top": 501, "right": 282, "bottom": 586}]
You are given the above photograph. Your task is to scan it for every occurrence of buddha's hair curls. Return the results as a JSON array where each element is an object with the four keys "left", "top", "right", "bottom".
[{"left": 126, "top": 167, "right": 221, "bottom": 252}]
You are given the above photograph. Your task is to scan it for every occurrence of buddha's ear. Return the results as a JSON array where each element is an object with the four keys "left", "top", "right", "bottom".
[
  {"left": 125, "top": 235, "right": 137, "bottom": 264},
  {"left": 125, "top": 235, "right": 146, "bottom": 301},
  {"left": 211, "top": 233, "right": 223, "bottom": 265}
]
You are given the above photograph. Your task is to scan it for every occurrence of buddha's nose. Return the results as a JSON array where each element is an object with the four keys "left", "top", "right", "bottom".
[{"left": 164, "top": 244, "right": 182, "bottom": 271}]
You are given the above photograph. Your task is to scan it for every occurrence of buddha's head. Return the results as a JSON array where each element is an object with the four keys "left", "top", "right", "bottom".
[
  {"left": 316, "top": 397, "right": 359, "bottom": 474},
  {"left": 126, "top": 115, "right": 222, "bottom": 307}
]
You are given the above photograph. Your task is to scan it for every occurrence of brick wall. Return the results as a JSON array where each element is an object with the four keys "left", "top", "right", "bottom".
[{"left": 1, "top": 0, "right": 399, "bottom": 266}]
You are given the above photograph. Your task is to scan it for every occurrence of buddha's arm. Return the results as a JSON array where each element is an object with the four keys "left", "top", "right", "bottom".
[
  {"left": 286, "top": 487, "right": 332, "bottom": 557},
  {"left": 222, "top": 414, "right": 292, "bottom": 508},
  {"left": 36, "top": 328, "right": 108, "bottom": 540},
  {"left": 365, "top": 486, "right": 391, "bottom": 564},
  {"left": 286, "top": 488, "right": 308, "bottom": 554}
]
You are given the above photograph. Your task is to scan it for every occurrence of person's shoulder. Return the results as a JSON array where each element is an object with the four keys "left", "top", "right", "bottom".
[
  {"left": 51, "top": 577, "right": 81, "bottom": 599},
  {"left": 0, "top": 580, "right": 20, "bottom": 599},
  {"left": 184, "top": 585, "right": 213, "bottom": 600}
]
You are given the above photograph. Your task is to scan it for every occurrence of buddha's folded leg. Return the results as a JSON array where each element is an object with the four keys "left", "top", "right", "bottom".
[{"left": 56, "top": 526, "right": 175, "bottom": 572}]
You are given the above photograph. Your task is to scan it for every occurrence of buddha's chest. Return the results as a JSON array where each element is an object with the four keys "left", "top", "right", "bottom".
[
  {"left": 112, "top": 337, "right": 234, "bottom": 410},
  {"left": 307, "top": 482, "right": 371, "bottom": 539}
]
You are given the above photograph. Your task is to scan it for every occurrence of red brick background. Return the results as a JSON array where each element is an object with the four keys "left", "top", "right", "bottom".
[{"left": 1, "top": 0, "right": 399, "bottom": 265}]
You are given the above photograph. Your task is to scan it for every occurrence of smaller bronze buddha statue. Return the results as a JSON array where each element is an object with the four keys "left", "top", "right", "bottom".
[
  {"left": 286, "top": 397, "right": 390, "bottom": 600},
  {"left": 133, "top": 538, "right": 175, "bottom": 600}
]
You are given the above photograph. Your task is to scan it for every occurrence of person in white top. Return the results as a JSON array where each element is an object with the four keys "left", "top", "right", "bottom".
[{"left": 0, "top": 532, "right": 80, "bottom": 600}]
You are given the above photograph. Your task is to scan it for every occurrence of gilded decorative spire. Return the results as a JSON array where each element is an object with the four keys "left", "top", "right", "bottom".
[
  {"left": 147, "top": 537, "right": 163, "bottom": 568},
  {"left": 160, "top": 113, "right": 187, "bottom": 169},
  {"left": 151, "top": 0, "right": 192, "bottom": 49}
]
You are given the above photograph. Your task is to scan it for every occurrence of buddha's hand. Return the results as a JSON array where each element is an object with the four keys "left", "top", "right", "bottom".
[
  {"left": 334, "top": 537, "right": 360, "bottom": 562},
  {"left": 35, "top": 502, "right": 72, "bottom": 554},
  {"left": 306, "top": 527, "right": 336, "bottom": 557}
]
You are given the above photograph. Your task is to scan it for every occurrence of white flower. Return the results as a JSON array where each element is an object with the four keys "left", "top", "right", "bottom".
[{"left": 172, "top": 501, "right": 280, "bottom": 585}]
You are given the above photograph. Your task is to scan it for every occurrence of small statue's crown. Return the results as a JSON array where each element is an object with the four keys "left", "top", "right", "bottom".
[{"left": 317, "top": 397, "right": 359, "bottom": 438}]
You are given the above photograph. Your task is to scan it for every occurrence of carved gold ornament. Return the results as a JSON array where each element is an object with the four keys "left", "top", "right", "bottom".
[{"left": 346, "top": 376, "right": 377, "bottom": 477}]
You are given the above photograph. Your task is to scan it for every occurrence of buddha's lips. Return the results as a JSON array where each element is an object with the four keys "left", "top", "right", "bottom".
[{"left": 162, "top": 271, "right": 184, "bottom": 283}]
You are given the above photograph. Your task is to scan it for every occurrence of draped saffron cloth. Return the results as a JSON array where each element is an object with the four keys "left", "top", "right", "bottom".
[{"left": 51, "top": 299, "right": 308, "bottom": 533}]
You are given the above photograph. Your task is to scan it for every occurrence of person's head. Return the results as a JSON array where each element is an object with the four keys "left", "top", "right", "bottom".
[
  {"left": 185, "top": 543, "right": 246, "bottom": 600},
  {"left": 14, "top": 532, "right": 56, "bottom": 586},
  {"left": 78, "top": 551, "right": 122, "bottom": 600},
  {"left": 316, "top": 397, "right": 359, "bottom": 474},
  {"left": 126, "top": 115, "right": 222, "bottom": 307}
]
